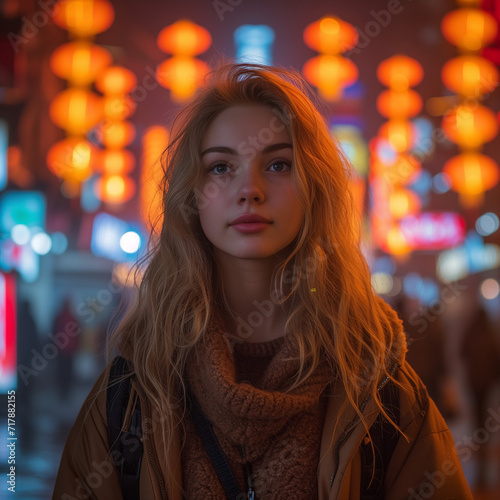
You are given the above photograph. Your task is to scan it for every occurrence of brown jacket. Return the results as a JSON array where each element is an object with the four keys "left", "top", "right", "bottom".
[{"left": 53, "top": 357, "right": 472, "bottom": 499}]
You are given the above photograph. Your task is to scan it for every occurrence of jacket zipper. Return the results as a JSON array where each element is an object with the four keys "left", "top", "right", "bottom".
[
  {"left": 329, "top": 362, "right": 398, "bottom": 490},
  {"left": 136, "top": 384, "right": 169, "bottom": 499},
  {"left": 242, "top": 445, "right": 256, "bottom": 500}
]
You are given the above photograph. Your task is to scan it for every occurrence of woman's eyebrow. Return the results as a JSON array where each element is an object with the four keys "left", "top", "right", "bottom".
[
  {"left": 201, "top": 142, "right": 292, "bottom": 157},
  {"left": 201, "top": 146, "right": 236, "bottom": 157}
]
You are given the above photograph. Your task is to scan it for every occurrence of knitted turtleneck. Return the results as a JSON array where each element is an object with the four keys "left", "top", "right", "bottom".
[{"left": 182, "top": 309, "right": 331, "bottom": 499}]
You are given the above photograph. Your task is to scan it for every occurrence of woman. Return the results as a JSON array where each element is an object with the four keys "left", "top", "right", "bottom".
[{"left": 53, "top": 64, "right": 471, "bottom": 499}]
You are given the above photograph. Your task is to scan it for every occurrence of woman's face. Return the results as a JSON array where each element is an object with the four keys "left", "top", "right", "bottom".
[{"left": 196, "top": 104, "right": 304, "bottom": 262}]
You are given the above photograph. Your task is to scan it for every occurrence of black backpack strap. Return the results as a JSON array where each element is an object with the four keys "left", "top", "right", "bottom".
[
  {"left": 360, "top": 379, "right": 400, "bottom": 500},
  {"left": 106, "top": 356, "right": 143, "bottom": 500},
  {"left": 185, "top": 383, "right": 244, "bottom": 500}
]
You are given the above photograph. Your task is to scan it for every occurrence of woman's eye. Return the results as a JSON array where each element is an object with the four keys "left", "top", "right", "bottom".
[
  {"left": 209, "top": 162, "right": 231, "bottom": 174},
  {"left": 268, "top": 161, "right": 291, "bottom": 172}
]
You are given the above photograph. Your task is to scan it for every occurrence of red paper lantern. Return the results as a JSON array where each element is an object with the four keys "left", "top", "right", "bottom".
[
  {"left": 377, "top": 55, "right": 424, "bottom": 90},
  {"left": 100, "top": 121, "right": 136, "bottom": 149},
  {"left": 441, "top": 55, "right": 499, "bottom": 96},
  {"left": 50, "top": 41, "right": 112, "bottom": 86},
  {"left": 46, "top": 137, "right": 96, "bottom": 181},
  {"left": 376, "top": 89, "right": 423, "bottom": 119},
  {"left": 302, "top": 54, "right": 358, "bottom": 100},
  {"left": 303, "top": 16, "right": 358, "bottom": 54},
  {"left": 96, "top": 66, "right": 138, "bottom": 95},
  {"left": 156, "top": 56, "right": 210, "bottom": 102},
  {"left": 378, "top": 120, "right": 415, "bottom": 153},
  {"left": 441, "top": 8, "right": 498, "bottom": 51},
  {"left": 157, "top": 19, "right": 212, "bottom": 56},
  {"left": 388, "top": 188, "right": 421, "bottom": 219},
  {"left": 442, "top": 104, "right": 498, "bottom": 148},
  {"left": 95, "top": 174, "right": 136, "bottom": 204},
  {"left": 97, "top": 149, "right": 136, "bottom": 175},
  {"left": 443, "top": 153, "right": 500, "bottom": 196},
  {"left": 49, "top": 88, "right": 103, "bottom": 135},
  {"left": 53, "top": 0, "right": 115, "bottom": 38}
]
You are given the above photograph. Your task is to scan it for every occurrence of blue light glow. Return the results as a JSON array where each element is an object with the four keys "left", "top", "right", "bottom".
[
  {"left": 234, "top": 25, "right": 275, "bottom": 65},
  {"left": 0, "top": 121, "right": 7, "bottom": 191}
]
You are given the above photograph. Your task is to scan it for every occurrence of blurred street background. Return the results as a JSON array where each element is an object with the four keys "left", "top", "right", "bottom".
[{"left": 0, "top": 0, "right": 500, "bottom": 498}]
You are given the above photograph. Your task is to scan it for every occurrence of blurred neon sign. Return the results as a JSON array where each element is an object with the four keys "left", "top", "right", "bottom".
[
  {"left": 400, "top": 212, "right": 466, "bottom": 250},
  {"left": 0, "top": 273, "right": 16, "bottom": 391}
]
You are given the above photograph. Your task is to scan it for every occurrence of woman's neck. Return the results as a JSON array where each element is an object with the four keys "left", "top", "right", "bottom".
[{"left": 214, "top": 250, "right": 288, "bottom": 343}]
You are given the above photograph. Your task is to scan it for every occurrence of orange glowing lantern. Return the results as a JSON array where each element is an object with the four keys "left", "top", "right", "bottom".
[
  {"left": 443, "top": 153, "right": 500, "bottom": 197},
  {"left": 141, "top": 126, "right": 169, "bottom": 228},
  {"left": 441, "top": 8, "right": 498, "bottom": 51},
  {"left": 100, "top": 121, "right": 136, "bottom": 149},
  {"left": 49, "top": 88, "right": 103, "bottom": 135},
  {"left": 376, "top": 89, "right": 423, "bottom": 119},
  {"left": 103, "top": 95, "right": 136, "bottom": 120},
  {"left": 95, "top": 174, "right": 136, "bottom": 204},
  {"left": 157, "top": 19, "right": 212, "bottom": 56},
  {"left": 50, "top": 41, "right": 112, "bottom": 86},
  {"left": 303, "top": 16, "right": 358, "bottom": 54},
  {"left": 53, "top": 0, "right": 115, "bottom": 38},
  {"left": 46, "top": 137, "right": 96, "bottom": 181},
  {"left": 378, "top": 120, "right": 415, "bottom": 153},
  {"left": 388, "top": 188, "right": 421, "bottom": 219},
  {"left": 441, "top": 55, "right": 499, "bottom": 96},
  {"left": 377, "top": 55, "right": 424, "bottom": 90},
  {"left": 384, "top": 153, "right": 422, "bottom": 185},
  {"left": 97, "top": 149, "right": 136, "bottom": 175},
  {"left": 442, "top": 104, "right": 498, "bottom": 148},
  {"left": 96, "top": 66, "right": 138, "bottom": 95},
  {"left": 302, "top": 54, "right": 358, "bottom": 100},
  {"left": 385, "top": 224, "right": 412, "bottom": 256},
  {"left": 156, "top": 57, "right": 210, "bottom": 102}
]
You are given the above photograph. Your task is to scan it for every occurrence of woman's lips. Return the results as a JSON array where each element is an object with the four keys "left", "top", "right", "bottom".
[{"left": 229, "top": 214, "right": 272, "bottom": 233}]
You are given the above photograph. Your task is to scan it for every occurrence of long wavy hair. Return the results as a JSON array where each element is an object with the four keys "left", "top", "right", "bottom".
[{"left": 109, "top": 63, "right": 404, "bottom": 485}]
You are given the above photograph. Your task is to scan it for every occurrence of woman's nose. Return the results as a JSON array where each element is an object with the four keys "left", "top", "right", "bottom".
[{"left": 237, "top": 166, "right": 266, "bottom": 204}]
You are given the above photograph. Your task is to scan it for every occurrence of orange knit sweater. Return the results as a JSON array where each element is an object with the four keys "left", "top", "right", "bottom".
[{"left": 182, "top": 310, "right": 330, "bottom": 499}]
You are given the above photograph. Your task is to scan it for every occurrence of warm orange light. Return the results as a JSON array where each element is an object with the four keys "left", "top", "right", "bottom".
[
  {"left": 157, "top": 19, "right": 212, "bottom": 56},
  {"left": 49, "top": 88, "right": 103, "bottom": 135},
  {"left": 385, "top": 224, "right": 412, "bottom": 256},
  {"left": 97, "top": 149, "right": 136, "bottom": 174},
  {"left": 50, "top": 41, "right": 112, "bottom": 86},
  {"left": 95, "top": 174, "right": 136, "bottom": 204},
  {"left": 100, "top": 121, "right": 136, "bottom": 149},
  {"left": 383, "top": 153, "right": 422, "bottom": 185},
  {"left": 53, "top": 0, "right": 115, "bottom": 38},
  {"left": 141, "top": 126, "right": 169, "bottom": 228},
  {"left": 96, "top": 66, "right": 138, "bottom": 95},
  {"left": 378, "top": 120, "right": 415, "bottom": 152},
  {"left": 443, "top": 153, "right": 500, "bottom": 196},
  {"left": 441, "top": 55, "right": 499, "bottom": 96},
  {"left": 442, "top": 104, "right": 498, "bottom": 148},
  {"left": 156, "top": 56, "right": 210, "bottom": 102},
  {"left": 46, "top": 137, "right": 96, "bottom": 181},
  {"left": 377, "top": 55, "right": 424, "bottom": 90},
  {"left": 376, "top": 89, "right": 423, "bottom": 119},
  {"left": 388, "top": 188, "right": 421, "bottom": 219},
  {"left": 303, "top": 16, "right": 358, "bottom": 54},
  {"left": 103, "top": 95, "right": 136, "bottom": 120},
  {"left": 441, "top": 8, "right": 498, "bottom": 51},
  {"left": 303, "top": 54, "right": 358, "bottom": 100}
]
